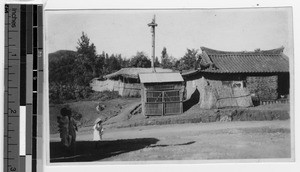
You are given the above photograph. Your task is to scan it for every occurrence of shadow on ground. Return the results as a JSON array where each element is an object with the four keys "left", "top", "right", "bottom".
[
  {"left": 183, "top": 89, "right": 200, "bottom": 112},
  {"left": 148, "top": 141, "right": 196, "bottom": 148},
  {"left": 50, "top": 138, "right": 159, "bottom": 162}
]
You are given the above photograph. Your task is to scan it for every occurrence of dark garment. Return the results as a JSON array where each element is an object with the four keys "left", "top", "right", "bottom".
[
  {"left": 68, "top": 117, "right": 77, "bottom": 146},
  {"left": 57, "top": 115, "right": 77, "bottom": 148}
]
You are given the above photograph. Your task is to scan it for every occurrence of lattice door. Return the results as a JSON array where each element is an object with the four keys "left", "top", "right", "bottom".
[{"left": 164, "top": 90, "right": 181, "bottom": 115}]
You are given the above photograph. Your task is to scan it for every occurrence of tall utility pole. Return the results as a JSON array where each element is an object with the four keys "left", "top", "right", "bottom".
[{"left": 148, "top": 15, "right": 158, "bottom": 72}]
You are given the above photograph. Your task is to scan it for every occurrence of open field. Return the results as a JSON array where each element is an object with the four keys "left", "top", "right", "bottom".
[{"left": 50, "top": 120, "right": 291, "bottom": 162}]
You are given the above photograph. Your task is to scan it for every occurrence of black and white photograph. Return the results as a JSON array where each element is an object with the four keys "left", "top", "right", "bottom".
[{"left": 46, "top": 6, "right": 293, "bottom": 164}]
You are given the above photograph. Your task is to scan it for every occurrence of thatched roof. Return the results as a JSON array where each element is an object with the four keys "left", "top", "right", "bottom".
[
  {"left": 196, "top": 46, "right": 289, "bottom": 74},
  {"left": 105, "top": 68, "right": 174, "bottom": 79}
]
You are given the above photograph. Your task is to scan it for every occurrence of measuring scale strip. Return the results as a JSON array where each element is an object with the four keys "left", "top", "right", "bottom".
[
  {"left": 5, "top": 4, "right": 20, "bottom": 172},
  {"left": 4, "top": 4, "right": 43, "bottom": 172}
]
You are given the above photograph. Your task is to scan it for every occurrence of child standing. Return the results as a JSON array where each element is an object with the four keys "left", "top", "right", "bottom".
[{"left": 93, "top": 118, "right": 104, "bottom": 148}]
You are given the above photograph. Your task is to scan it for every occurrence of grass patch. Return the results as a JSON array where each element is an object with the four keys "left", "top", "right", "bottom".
[
  {"left": 50, "top": 98, "right": 140, "bottom": 134},
  {"left": 239, "top": 127, "right": 290, "bottom": 134},
  {"left": 50, "top": 96, "right": 290, "bottom": 134},
  {"left": 104, "top": 104, "right": 290, "bottom": 129},
  {"left": 87, "top": 91, "right": 121, "bottom": 101}
]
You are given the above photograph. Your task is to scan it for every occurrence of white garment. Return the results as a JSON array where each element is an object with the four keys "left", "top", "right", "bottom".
[{"left": 93, "top": 123, "right": 103, "bottom": 141}]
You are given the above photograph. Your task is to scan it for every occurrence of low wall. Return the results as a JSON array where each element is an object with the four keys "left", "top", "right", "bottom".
[
  {"left": 90, "top": 79, "right": 115, "bottom": 92},
  {"left": 91, "top": 79, "right": 141, "bottom": 97}
]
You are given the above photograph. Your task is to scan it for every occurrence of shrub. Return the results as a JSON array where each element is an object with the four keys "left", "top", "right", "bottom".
[
  {"left": 88, "top": 90, "right": 120, "bottom": 101},
  {"left": 246, "top": 75, "right": 278, "bottom": 100},
  {"left": 49, "top": 82, "right": 94, "bottom": 104}
]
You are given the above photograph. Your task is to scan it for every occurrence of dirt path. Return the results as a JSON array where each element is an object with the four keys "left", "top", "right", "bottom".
[{"left": 50, "top": 120, "right": 291, "bottom": 162}]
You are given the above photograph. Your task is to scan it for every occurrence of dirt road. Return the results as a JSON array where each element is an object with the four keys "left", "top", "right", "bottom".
[{"left": 50, "top": 120, "right": 291, "bottom": 162}]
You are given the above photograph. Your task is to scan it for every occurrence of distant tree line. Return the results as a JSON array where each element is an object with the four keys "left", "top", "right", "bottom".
[
  {"left": 49, "top": 32, "right": 200, "bottom": 103},
  {"left": 160, "top": 47, "right": 199, "bottom": 71}
]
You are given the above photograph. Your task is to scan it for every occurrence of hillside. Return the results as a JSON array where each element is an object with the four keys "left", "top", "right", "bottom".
[
  {"left": 48, "top": 50, "right": 77, "bottom": 63},
  {"left": 49, "top": 98, "right": 140, "bottom": 134},
  {"left": 50, "top": 95, "right": 290, "bottom": 135}
]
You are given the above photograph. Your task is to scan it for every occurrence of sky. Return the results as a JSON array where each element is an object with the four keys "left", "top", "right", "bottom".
[{"left": 45, "top": 8, "right": 293, "bottom": 59}]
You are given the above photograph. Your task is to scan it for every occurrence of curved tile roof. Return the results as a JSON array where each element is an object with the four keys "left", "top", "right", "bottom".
[
  {"left": 200, "top": 46, "right": 285, "bottom": 55},
  {"left": 199, "top": 47, "right": 289, "bottom": 73}
]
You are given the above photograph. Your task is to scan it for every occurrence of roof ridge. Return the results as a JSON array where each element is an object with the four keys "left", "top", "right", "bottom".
[
  {"left": 200, "top": 46, "right": 284, "bottom": 55},
  {"left": 196, "top": 47, "right": 289, "bottom": 74}
]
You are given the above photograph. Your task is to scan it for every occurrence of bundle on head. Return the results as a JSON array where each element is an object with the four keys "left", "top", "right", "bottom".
[{"left": 60, "top": 107, "right": 71, "bottom": 117}]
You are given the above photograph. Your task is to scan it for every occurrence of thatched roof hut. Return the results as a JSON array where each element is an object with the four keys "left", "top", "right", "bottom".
[
  {"left": 91, "top": 68, "right": 174, "bottom": 97},
  {"left": 104, "top": 67, "right": 173, "bottom": 80}
]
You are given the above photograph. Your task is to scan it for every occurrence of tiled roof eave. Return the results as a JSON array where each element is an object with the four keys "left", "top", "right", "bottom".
[
  {"left": 200, "top": 46, "right": 285, "bottom": 55},
  {"left": 200, "top": 70, "right": 289, "bottom": 74}
]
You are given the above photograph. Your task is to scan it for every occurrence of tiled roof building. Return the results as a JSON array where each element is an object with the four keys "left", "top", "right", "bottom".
[
  {"left": 182, "top": 47, "right": 290, "bottom": 107},
  {"left": 198, "top": 46, "right": 289, "bottom": 73}
]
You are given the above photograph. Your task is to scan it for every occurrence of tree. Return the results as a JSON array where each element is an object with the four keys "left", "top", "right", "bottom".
[
  {"left": 95, "top": 53, "right": 105, "bottom": 76},
  {"left": 75, "top": 32, "right": 98, "bottom": 85},
  {"left": 177, "top": 48, "right": 199, "bottom": 70},
  {"left": 254, "top": 48, "right": 261, "bottom": 52},
  {"left": 119, "top": 56, "right": 130, "bottom": 68},
  {"left": 48, "top": 50, "right": 77, "bottom": 85},
  {"left": 154, "top": 56, "right": 160, "bottom": 67},
  {"left": 108, "top": 54, "right": 121, "bottom": 72},
  {"left": 161, "top": 47, "right": 176, "bottom": 69},
  {"left": 130, "top": 52, "right": 151, "bottom": 68},
  {"left": 161, "top": 47, "right": 169, "bottom": 68},
  {"left": 161, "top": 47, "right": 167, "bottom": 59},
  {"left": 48, "top": 50, "right": 81, "bottom": 103}
]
